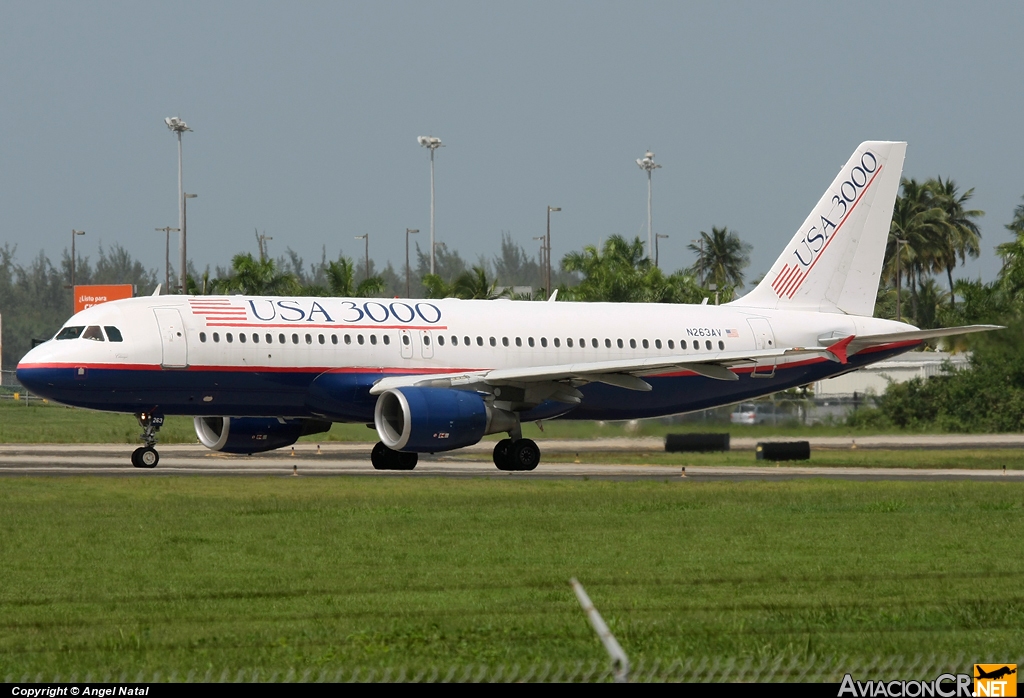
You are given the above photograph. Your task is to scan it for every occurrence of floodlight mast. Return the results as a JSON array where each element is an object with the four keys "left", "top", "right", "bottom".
[
  {"left": 546, "top": 206, "right": 561, "bottom": 295},
  {"left": 405, "top": 228, "right": 419, "bottom": 297},
  {"left": 417, "top": 136, "right": 443, "bottom": 275},
  {"left": 165, "top": 116, "right": 192, "bottom": 293},
  {"left": 355, "top": 234, "right": 369, "bottom": 282},
  {"left": 636, "top": 150, "right": 661, "bottom": 260}
]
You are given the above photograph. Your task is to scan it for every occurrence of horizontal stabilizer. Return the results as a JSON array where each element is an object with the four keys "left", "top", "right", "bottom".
[{"left": 846, "top": 325, "right": 1002, "bottom": 355}]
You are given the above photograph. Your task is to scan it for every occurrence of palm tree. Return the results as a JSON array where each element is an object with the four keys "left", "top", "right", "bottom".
[
  {"left": 324, "top": 257, "right": 385, "bottom": 297},
  {"left": 929, "top": 177, "right": 983, "bottom": 305},
  {"left": 215, "top": 253, "right": 301, "bottom": 296},
  {"left": 884, "top": 179, "right": 946, "bottom": 321},
  {"left": 686, "top": 226, "right": 751, "bottom": 289},
  {"left": 451, "top": 266, "right": 504, "bottom": 299}
]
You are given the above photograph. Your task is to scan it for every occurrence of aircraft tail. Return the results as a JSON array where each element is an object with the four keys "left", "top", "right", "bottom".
[{"left": 731, "top": 141, "right": 906, "bottom": 316}]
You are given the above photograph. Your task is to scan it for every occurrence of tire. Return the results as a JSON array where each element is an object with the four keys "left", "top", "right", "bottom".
[
  {"left": 509, "top": 438, "right": 540, "bottom": 471},
  {"left": 397, "top": 451, "right": 418, "bottom": 470},
  {"left": 139, "top": 447, "right": 159, "bottom": 468},
  {"left": 493, "top": 439, "right": 514, "bottom": 470},
  {"left": 371, "top": 442, "right": 391, "bottom": 470},
  {"left": 131, "top": 447, "right": 144, "bottom": 468}
]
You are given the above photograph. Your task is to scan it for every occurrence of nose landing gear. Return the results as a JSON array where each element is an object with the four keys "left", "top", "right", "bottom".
[{"left": 132, "top": 412, "right": 163, "bottom": 468}]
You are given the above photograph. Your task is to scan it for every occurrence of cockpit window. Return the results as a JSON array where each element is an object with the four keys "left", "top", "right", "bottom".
[
  {"left": 55, "top": 326, "right": 85, "bottom": 340},
  {"left": 82, "top": 326, "right": 105, "bottom": 341},
  {"left": 104, "top": 326, "right": 123, "bottom": 342}
]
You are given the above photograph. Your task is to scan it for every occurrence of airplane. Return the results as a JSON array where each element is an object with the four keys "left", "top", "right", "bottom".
[
  {"left": 975, "top": 666, "right": 1016, "bottom": 681},
  {"left": 16, "top": 141, "right": 999, "bottom": 471}
]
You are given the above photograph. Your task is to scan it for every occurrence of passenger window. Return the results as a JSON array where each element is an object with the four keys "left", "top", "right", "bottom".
[
  {"left": 357, "top": 335, "right": 364, "bottom": 345},
  {"left": 681, "top": 340, "right": 687, "bottom": 349},
  {"left": 567, "top": 338, "right": 573, "bottom": 348},
  {"left": 617, "top": 339, "right": 624, "bottom": 348},
  {"left": 383, "top": 335, "right": 390, "bottom": 345},
  {"left": 305, "top": 334, "right": 313, "bottom": 344},
  {"left": 451, "top": 336, "right": 458, "bottom": 346},
  {"left": 318, "top": 334, "right": 325, "bottom": 344},
  {"left": 502, "top": 337, "right": 509, "bottom": 347},
  {"left": 199, "top": 332, "right": 207, "bottom": 343},
  {"left": 213, "top": 332, "right": 220, "bottom": 343},
  {"left": 541, "top": 337, "right": 548, "bottom": 348},
  {"left": 104, "top": 326, "right": 124, "bottom": 342},
  {"left": 515, "top": 337, "right": 522, "bottom": 347},
  {"left": 705, "top": 340, "right": 712, "bottom": 350},
  {"left": 464, "top": 336, "right": 471, "bottom": 346},
  {"left": 604, "top": 339, "right": 611, "bottom": 348},
  {"left": 402, "top": 334, "right": 410, "bottom": 346},
  {"left": 438, "top": 335, "right": 445, "bottom": 346},
  {"left": 592, "top": 338, "right": 599, "bottom": 348},
  {"left": 642, "top": 339, "right": 649, "bottom": 349},
  {"left": 629, "top": 339, "right": 636, "bottom": 349},
  {"left": 252, "top": 333, "right": 259, "bottom": 343},
  {"left": 668, "top": 339, "right": 674, "bottom": 349},
  {"left": 553, "top": 338, "right": 560, "bottom": 348},
  {"left": 476, "top": 336, "right": 483, "bottom": 346},
  {"left": 528, "top": 337, "right": 535, "bottom": 347},
  {"left": 55, "top": 326, "right": 85, "bottom": 340},
  {"left": 718, "top": 340, "right": 725, "bottom": 350},
  {"left": 239, "top": 333, "right": 247, "bottom": 344},
  {"left": 423, "top": 335, "right": 431, "bottom": 346},
  {"left": 370, "top": 335, "right": 377, "bottom": 345},
  {"left": 292, "top": 334, "right": 299, "bottom": 344},
  {"left": 82, "top": 326, "right": 104, "bottom": 341},
  {"left": 227, "top": 333, "right": 234, "bottom": 343},
  {"left": 489, "top": 337, "right": 496, "bottom": 347},
  {"left": 345, "top": 334, "right": 352, "bottom": 345},
  {"left": 655, "top": 339, "right": 661, "bottom": 349},
  {"left": 266, "top": 333, "right": 273, "bottom": 344},
  {"left": 331, "top": 334, "right": 338, "bottom": 345},
  {"left": 279, "top": 334, "right": 286, "bottom": 344}
]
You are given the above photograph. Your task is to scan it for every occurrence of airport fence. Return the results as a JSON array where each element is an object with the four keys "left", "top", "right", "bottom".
[{"left": 6, "top": 654, "right": 1020, "bottom": 683}]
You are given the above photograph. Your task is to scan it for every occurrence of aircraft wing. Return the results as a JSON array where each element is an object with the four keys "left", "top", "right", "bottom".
[{"left": 369, "top": 345, "right": 834, "bottom": 396}]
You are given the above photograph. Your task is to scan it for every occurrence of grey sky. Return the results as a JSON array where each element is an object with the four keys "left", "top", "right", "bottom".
[{"left": 2, "top": 1, "right": 1022, "bottom": 288}]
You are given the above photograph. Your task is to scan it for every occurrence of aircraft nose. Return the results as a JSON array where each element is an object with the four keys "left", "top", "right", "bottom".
[{"left": 16, "top": 342, "right": 67, "bottom": 399}]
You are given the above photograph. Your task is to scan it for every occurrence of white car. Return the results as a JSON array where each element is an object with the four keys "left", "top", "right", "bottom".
[{"left": 730, "top": 403, "right": 774, "bottom": 425}]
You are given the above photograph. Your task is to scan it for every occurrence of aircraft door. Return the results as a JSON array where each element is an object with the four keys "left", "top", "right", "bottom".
[
  {"left": 419, "top": 330, "right": 434, "bottom": 359},
  {"left": 153, "top": 308, "right": 188, "bottom": 368},
  {"left": 747, "top": 317, "right": 776, "bottom": 378},
  {"left": 399, "top": 330, "right": 413, "bottom": 359}
]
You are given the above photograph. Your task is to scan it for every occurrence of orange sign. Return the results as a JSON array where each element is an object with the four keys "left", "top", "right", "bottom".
[{"left": 74, "top": 284, "right": 134, "bottom": 314}]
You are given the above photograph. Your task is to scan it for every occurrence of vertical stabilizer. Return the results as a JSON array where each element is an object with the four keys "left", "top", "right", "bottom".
[{"left": 731, "top": 141, "right": 906, "bottom": 316}]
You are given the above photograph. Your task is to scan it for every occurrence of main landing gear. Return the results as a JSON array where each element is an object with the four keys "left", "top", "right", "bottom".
[
  {"left": 131, "top": 412, "right": 163, "bottom": 469},
  {"left": 492, "top": 437, "right": 540, "bottom": 471},
  {"left": 371, "top": 442, "right": 419, "bottom": 470}
]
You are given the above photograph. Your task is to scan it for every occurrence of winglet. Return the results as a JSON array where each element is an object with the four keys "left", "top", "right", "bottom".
[
  {"left": 548, "top": 289, "right": 558, "bottom": 302},
  {"left": 826, "top": 335, "right": 855, "bottom": 364}
]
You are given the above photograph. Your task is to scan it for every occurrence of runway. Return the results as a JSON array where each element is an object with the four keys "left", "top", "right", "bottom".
[{"left": 1, "top": 443, "right": 1022, "bottom": 481}]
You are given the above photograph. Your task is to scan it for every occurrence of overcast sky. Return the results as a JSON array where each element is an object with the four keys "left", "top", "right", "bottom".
[{"left": 2, "top": 1, "right": 1022, "bottom": 287}]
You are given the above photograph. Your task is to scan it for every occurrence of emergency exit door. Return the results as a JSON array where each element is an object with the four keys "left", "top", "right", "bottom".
[{"left": 153, "top": 308, "right": 188, "bottom": 368}]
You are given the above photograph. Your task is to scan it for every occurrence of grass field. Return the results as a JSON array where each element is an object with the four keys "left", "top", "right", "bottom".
[
  {"left": 0, "top": 398, "right": 945, "bottom": 445},
  {"left": 0, "top": 477, "right": 1021, "bottom": 676}
]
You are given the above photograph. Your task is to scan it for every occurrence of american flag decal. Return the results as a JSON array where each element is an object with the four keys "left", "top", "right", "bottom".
[
  {"left": 726, "top": 329, "right": 739, "bottom": 338},
  {"left": 188, "top": 298, "right": 248, "bottom": 325}
]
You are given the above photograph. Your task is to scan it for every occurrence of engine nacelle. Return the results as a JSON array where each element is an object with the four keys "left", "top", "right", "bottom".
[
  {"left": 374, "top": 387, "right": 518, "bottom": 453},
  {"left": 194, "top": 417, "right": 331, "bottom": 454}
]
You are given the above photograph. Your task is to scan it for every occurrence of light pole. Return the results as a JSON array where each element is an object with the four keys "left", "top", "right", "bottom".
[
  {"left": 417, "top": 136, "right": 443, "bottom": 275},
  {"left": 691, "top": 237, "right": 705, "bottom": 286},
  {"left": 655, "top": 234, "right": 669, "bottom": 269},
  {"left": 533, "top": 236, "right": 546, "bottom": 292},
  {"left": 155, "top": 227, "right": 180, "bottom": 293},
  {"left": 355, "top": 234, "right": 369, "bottom": 282},
  {"left": 405, "top": 228, "right": 419, "bottom": 297},
  {"left": 183, "top": 193, "right": 197, "bottom": 292},
  {"left": 165, "top": 117, "right": 191, "bottom": 293},
  {"left": 895, "top": 237, "right": 908, "bottom": 322},
  {"left": 636, "top": 150, "right": 661, "bottom": 259},
  {"left": 69, "top": 229, "right": 85, "bottom": 287},
  {"left": 546, "top": 206, "right": 561, "bottom": 294}
]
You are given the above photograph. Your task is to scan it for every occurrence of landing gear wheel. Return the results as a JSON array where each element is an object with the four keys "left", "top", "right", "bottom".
[
  {"left": 509, "top": 438, "right": 540, "bottom": 471},
  {"left": 371, "top": 442, "right": 418, "bottom": 470},
  {"left": 493, "top": 439, "right": 514, "bottom": 470},
  {"left": 134, "top": 447, "right": 159, "bottom": 469}
]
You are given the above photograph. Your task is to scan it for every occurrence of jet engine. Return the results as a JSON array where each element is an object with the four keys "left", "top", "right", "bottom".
[
  {"left": 194, "top": 417, "right": 332, "bottom": 455},
  {"left": 373, "top": 387, "right": 517, "bottom": 453}
]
